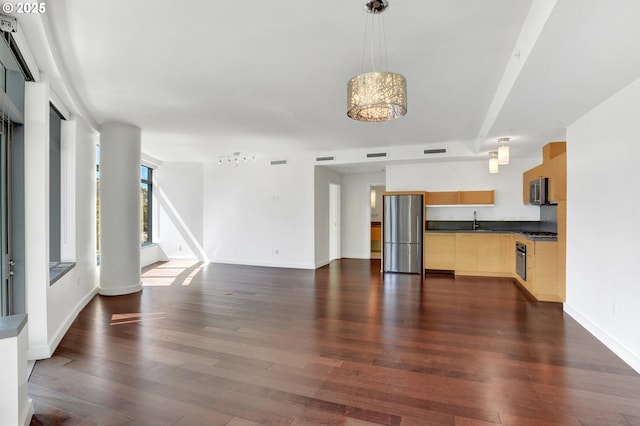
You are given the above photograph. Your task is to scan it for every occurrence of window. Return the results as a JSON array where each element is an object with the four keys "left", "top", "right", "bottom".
[
  {"left": 49, "top": 104, "right": 63, "bottom": 264},
  {"left": 49, "top": 104, "right": 74, "bottom": 283},
  {"left": 141, "top": 165, "right": 152, "bottom": 244}
]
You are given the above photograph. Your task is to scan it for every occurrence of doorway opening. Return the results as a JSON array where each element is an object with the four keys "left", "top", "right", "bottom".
[
  {"left": 329, "top": 183, "right": 340, "bottom": 261},
  {"left": 370, "top": 185, "right": 385, "bottom": 259}
]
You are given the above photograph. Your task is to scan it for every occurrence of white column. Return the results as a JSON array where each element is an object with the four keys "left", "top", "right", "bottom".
[
  {"left": 23, "top": 78, "right": 50, "bottom": 358},
  {"left": 99, "top": 123, "right": 142, "bottom": 296}
]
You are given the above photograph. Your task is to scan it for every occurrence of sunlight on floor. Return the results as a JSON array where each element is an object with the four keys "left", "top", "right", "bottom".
[
  {"left": 141, "top": 260, "right": 204, "bottom": 287},
  {"left": 110, "top": 312, "right": 166, "bottom": 326}
]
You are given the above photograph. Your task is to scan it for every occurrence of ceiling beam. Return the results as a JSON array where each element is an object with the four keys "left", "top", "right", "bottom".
[{"left": 473, "top": 0, "right": 558, "bottom": 154}]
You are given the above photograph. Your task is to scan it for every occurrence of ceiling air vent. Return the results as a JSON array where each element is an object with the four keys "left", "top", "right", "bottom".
[
  {"left": 366, "top": 152, "right": 387, "bottom": 159},
  {"left": 270, "top": 159, "right": 287, "bottom": 166},
  {"left": 316, "top": 155, "right": 335, "bottom": 162},
  {"left": 424, "top": 148, "right": 447, "bottom": 155}
]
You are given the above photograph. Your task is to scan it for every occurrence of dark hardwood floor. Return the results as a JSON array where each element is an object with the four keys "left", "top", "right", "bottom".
[{"left": 29, "top": 259, "right": 640, "bottom": 425}]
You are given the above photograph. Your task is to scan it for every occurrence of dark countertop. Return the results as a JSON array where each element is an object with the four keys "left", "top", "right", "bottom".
[
  {"left": 424, "top": 229, "right": 557, "bottom": 242},
  {"left": 425, "top": 221, "right": 558, "bottom": 241}
]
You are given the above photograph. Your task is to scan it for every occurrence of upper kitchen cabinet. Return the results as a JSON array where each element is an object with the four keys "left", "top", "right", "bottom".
[
  {"left": 523, "top": 142, "right": 566, "bottom": 204},
  {"left": 459, "top": 190, "right": 495, "bottom": 205},
  {"left": 425, "top": 191, "right": 459, "bottom": 205},
  {"left": 546, "top": 150, "right": 567, "bottom": 202},
  {"left": 426, "top": 190, "right": 494, "bottom": 206}
]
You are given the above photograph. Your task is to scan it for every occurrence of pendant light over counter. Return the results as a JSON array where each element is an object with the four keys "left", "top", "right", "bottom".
[
  {"left": 347, "top": 0, "right": 407, "bottom": 122},
  {"left": 498, "top": 137, "right": 510, "bottom": 165},
  {"left": 489, "top": 151, "right": 499, "bottom": 174}
]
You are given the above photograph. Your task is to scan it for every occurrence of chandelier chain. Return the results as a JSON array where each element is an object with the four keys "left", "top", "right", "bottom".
[{"left": 360, "top": 11, "right": 369, "bottom": 73}]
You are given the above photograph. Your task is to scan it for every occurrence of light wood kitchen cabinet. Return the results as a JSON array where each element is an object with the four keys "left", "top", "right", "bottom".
[
  {"left": 523, "top": 141, "right": 566, "bottom": 204},
  {"left": 426, "top": 190, "right": 494, "bottom": 206},
  {"left": 513, "top": 237, "right": 560, "bottom": 302},
  {"left": 454, "top": 233, "right": 511, "bottom": 277},
  {"left": 546, "top": 152, "right": 566, "bottom": 202},
  {"left": 520, "top": 141, "right": 566, "bottom": 303},
  {"left": 426, "top": 231, "right": 562, "bottom": 302},
  {"left": 455, "top": 234, "right": 478, "bottom": 272},
  {"left": 424, "top": 233, "right": 456, "bottom": 270},
  {"left": 500, "top": 234, "right": 514, "bottom": 274},
  {"left": 524, "top": 239, "right": 535, "bottom": 293},
  {"left": 370, "top": 222, "right": 381, "bottom": 253},
  {"left": 477, "top": 234, "right": 501, "bottom": 272},
  {"left": 425, "top": 191, "right": 459, "bottom": 205},
  {"left": 533, "top": 241, "right": 559, "bottom": 300},
  {"left": 556, "top": 200, "right": 566, "bottom": 301},
  {"left": 458, "top": 190, "right": 494, "bottom": 205}
]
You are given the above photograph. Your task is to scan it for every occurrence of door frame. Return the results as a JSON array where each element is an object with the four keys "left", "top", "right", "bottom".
[{"left": 329, "top": 183, "right": 340, "bottom": 261}]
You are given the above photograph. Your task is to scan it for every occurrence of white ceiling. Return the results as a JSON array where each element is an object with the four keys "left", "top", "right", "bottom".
[{"left": 13, "top": 0, "right": 640, "bottom": 164}]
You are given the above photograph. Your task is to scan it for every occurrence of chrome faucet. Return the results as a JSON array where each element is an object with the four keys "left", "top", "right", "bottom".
[{"left": 473, "top": 211, "right": 480, "bottom": 230}]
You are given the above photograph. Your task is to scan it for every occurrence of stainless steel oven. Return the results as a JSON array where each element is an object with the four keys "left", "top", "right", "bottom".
[{"left": 516, "top": 242, "right": 526, "bottom": 281}]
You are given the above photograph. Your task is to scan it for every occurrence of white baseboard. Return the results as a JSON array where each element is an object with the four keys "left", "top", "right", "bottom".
[
  {"left": 209, "top": 257, "right": 316, "bottom": 270},
  {"left": 167, "top": 256, "right": 202, "bottom": 261},
  {"left": 98, "top": 283, "right": 142, "bottom": 296},
  {"left": 564, "top": 303, "right": 640, "bottom": 374},
  {"left": 21, "top": 399, "right": 33, "bottom": 426},
  {"left": 28, "top": 286, "right": 98, "bottom": 360},
  {"left": 340, "top": 253, "right": 371, "bottom": 259},
  {"left": 315, "top": 259, "right": 331, "bottom": 268},
  {"left": 27, "top": 344, "right": 52, "bottom": 361}
]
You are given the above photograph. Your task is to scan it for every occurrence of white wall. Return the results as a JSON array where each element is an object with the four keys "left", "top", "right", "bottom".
[
  {"left": 154, "top": 162, "right": 205, "bottom": 261},
  {"left": 24, "top": 79, "right": 50, "bottom": 358},
  {"left": 141, "top": 244, "right": 168, "bottom": 268},
  {"left": 386, "top": 158, "right": 541, "bottom": 221},
  {"left": 341, "top": 171, "right": 385, "bottom": 259},
  {"left": 46, "top": 118, "right": 98, "bottom": 355},
  {"left": 203, "top": 156, "right": 315, "bottom": 269},
  {"left": 565, "top": 75, "right": 640, "bottom": 373},
  {"left": 314, "top": 166, "right": 342, "bottom": 267},
  {"left": 26, "top": 113, "right": 98, "bottom": 359}
]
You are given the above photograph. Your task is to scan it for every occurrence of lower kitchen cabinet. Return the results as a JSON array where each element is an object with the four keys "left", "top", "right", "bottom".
[
  {"left": 455, "top": 234, "right": 478, "bottom": 272},
  {"left": 500, "top": 234, "right": 514, "bottom": 274},
  {"left": 513, "top": 237, "right": 560, "bottom": 302},
  {"left": 454, "top": 233, "right": 511, "bottom": 277},
  {"left": 532, "top": 241, "right": 559, "bottom": 301},
  {"left": 424, "top": 233, "right": 456, "bottom": 270},
  {"left": 477, "top": 234, "right": 501, "bottom": 272},
  {"left": 425, "top": 232, "right": 562, "bottom": 302}
]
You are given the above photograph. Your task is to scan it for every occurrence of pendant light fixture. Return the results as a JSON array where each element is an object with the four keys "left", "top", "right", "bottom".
[
  {"left": 489, "top": 151, "right": 499, "bottom": 174},
  {"left": 498, "top": 137, "right": 510, "bottom": 165},
  {"left": 347, "top": 0, "right": 407, "bottom": 122}
]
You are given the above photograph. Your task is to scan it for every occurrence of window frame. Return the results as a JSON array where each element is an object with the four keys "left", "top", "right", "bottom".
[{"left": 141, "top": 165, "right": 153, "bottom": 246}]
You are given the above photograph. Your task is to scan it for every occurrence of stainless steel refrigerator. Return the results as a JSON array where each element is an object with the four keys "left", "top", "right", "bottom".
[{"left": 383, "top": 194, "right": 424, "bottom": 274}]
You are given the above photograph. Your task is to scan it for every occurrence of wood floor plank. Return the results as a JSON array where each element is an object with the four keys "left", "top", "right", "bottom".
[{"left": 29, "top": 259, "right": 640, "bottom": 425}]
